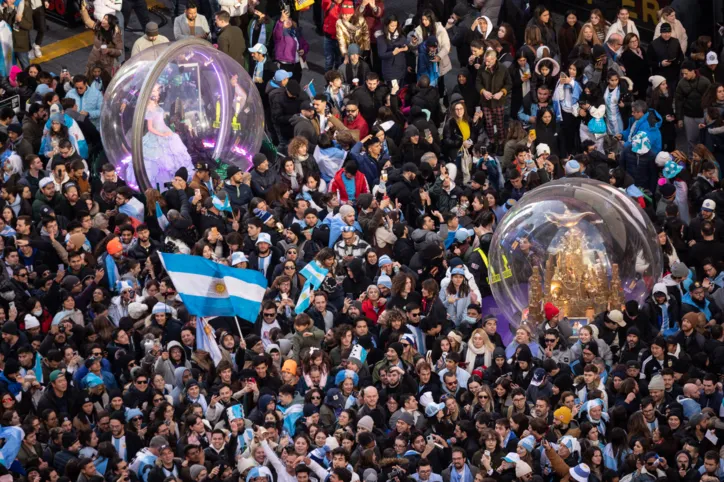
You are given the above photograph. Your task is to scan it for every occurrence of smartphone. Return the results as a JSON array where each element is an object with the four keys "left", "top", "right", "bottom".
[
  {"left": 475, "top": 106, "right": 481, "bottom": 114},
  {"left": 574, "top": 398, "right": 580, "bottom": 405},
  {"left": 424, "top": 128, "right": 431, "bottom": 138},
  {"left": 391, "top": 79, "right": 398, "bottom": 89},
  {"left": 8, "top": 301, "right": 14, "bottom": 310},
  {"left": 529, "top": 129, "right": 537, "bottom": 141}
]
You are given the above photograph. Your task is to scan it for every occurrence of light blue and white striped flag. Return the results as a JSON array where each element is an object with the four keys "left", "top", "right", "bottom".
[
  {"left": 155, "top": 201, "right": 169, "bottom": 231},
  {"left": 295, "top": 260, "right": 328, "bottom": 313},
  {"left": 278, "top": 403, "right": 304, "bottom": 436},
  {"left": 105, "top": 254, "right": 121, "bottom": 292},
  {"left": 159, "top": 253, "right": 267, "bottom": 322},
  {"left": 196, "top": 317, "right": 223, "bottom": 366}
]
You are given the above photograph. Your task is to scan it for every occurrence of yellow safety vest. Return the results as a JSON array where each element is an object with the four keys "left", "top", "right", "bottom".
[{"left": 474, "top": 248, "right": 512, "bottom": 284}]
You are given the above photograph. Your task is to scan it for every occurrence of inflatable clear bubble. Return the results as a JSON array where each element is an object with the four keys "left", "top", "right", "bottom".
[
  {"left": 100, "top": 38, "right": 264, "bottom": 191},
  {"left": 488, "top": 178, "right": 663, "bottom": 333}
]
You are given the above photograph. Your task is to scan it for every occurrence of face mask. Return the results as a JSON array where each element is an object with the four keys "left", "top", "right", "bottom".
[
  {"left": 464, "top": 315, "right": 476, "bottom": 323},
  {"left": 32, "top": 309, "right": 43, "bottom": 316}
]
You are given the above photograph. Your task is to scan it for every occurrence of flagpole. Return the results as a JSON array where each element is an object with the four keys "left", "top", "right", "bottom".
[{"left": 234, "top": 316, "right": 244, "bottom": 341}]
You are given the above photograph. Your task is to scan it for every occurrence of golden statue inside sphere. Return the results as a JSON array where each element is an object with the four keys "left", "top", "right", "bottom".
[{"left": 528, "top": 225, "right": 624, "bottom": 322}]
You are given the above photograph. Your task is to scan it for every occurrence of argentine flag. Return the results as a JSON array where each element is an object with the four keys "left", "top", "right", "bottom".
[
  {"left": 0, "top": 426, "right": 23, "bottom": 468},
  {"left": 295, "top": 260, "right": 328, "bottom": 313},
  {"left": 160, "top": 253, "right": 267, "bottom": 321},
  {"left": 155, "top": 201, "right": 169, "bottom": 231},
  {"left": 278, "top": 403, "right": 304, "bottom": 436},
  {"left": 196, "top": 317, "right": 224, "bottom": 366}
]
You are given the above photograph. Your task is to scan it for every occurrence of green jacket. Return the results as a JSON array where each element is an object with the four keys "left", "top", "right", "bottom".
[{"left": 32, "top": 187, "right": 62, "bottom": 222}]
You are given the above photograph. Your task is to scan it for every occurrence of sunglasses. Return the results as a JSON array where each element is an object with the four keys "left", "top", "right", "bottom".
[
  {"left": 136, "top": 380, "right": 148, "bottom": 385},
  {"left": 311, "top": 395, "right": 321, "bottom": 400},
  {"left": 263, "top": 313, "right": 276, "bottom": 318},
  {"left": 480, "top": 395, "right": 489, "bottom": 399},
  {"left": 544, "top": 339, "right": 556, "bottom": 343}
]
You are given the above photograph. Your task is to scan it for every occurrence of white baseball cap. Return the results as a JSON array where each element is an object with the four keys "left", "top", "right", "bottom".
[
  {"left": 707, "top": 52, "right": 719, "bottom": 66},
  {"left": 248, "top": 43, "right": 268, "bottom": 55}
]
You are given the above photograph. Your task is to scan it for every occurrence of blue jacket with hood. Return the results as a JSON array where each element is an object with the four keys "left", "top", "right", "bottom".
[{"left": 622, "top": 108, "right": 663, "bottom": 155}]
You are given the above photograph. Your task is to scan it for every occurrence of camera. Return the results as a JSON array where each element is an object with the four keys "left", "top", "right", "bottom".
[
  {"left": 59, "top": 325, "right": 65, "bottom": 333},
  {"left": 386, "top": 468, "right": 405, "bottom": 482},
  {"left": 163, "top": 181, "right": 174, "bottom": 189}
]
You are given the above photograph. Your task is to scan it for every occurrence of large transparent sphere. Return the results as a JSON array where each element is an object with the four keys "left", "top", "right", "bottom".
[
  {"left": 100, "top": 39, "right": 264, "bottom": 191},
  {"left": 489, "top": 178, "right": 663, "bottom": 333}
]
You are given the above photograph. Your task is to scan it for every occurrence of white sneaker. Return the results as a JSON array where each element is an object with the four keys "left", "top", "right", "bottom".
[
  {"left": 28, "top": 50, "right": 35, "bottom": 60},
  {"left": 33, "top": 44, "right": 42, "bottom": 58}
]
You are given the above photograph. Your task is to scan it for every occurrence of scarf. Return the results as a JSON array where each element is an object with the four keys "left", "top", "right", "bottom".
[
  {"left": 520, "top": 65, "right": 531, "bottom": 97},
  {"left": 584, "top": 399, "right": 610, "bottom": 436},
  {"left": 248, "top": 17, "right": 267, "bottom": 47},
  {"left": 284, "top": 171, "right": 299, "bottom": 191},
  {"left": 464, "top": 343, "right": 489, "bottom": 374},
  {"left": 253, "top": 57, "right": 265, "bottom": 80},
  {"left": 450, "top": 464, "right": 473, "bottom": 482},
  {"left": 457, "top": 119, "right": 470, "bottom": 142}
]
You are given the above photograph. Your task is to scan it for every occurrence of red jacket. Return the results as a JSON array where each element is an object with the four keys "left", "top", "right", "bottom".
[
  {"left": 343, "top": 113, "right": 369, "bottom": 139},
  {"left": 328, "top": 168, "right": 370, "bottom": 203},
  {"left": 322, "top": 0, "right": 344, "bottom": 38},
  {"left": 361, "top": 298, "right": 386, "bottom": 324}
]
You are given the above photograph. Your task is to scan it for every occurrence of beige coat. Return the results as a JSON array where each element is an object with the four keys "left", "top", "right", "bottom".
[
  {"left": 653, "top": 18, "right": 688, "bottom": 53},
  {"left": 412, "top": 21, "right": 452, "bottom": 76},
  {"left": 336, "top": 15, "right": 370, "bottom": 55}
]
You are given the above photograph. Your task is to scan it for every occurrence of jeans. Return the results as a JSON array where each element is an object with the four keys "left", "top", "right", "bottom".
[
  {"left": 16, "top": 51, "right": 29, "bottom": 69},
  {"left": 324, "top": 36, "right": 341, "bottom": 72},
  {"left": 684, "top": 115, "right": 704, "bottom": 156}
]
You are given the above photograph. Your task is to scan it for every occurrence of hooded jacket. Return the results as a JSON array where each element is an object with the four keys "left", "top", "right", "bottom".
[
  {"left": 450, "top": 69, "right": 480, "bottom": 117},
  {"left": 643, "top": 282, "right": 681, "bottom": 335},
  {"left": 622, "top": 109, "right": 663, "bottom": 155},
  {"left": 154, "top": 341, "right": 192, "bottom": 386}
]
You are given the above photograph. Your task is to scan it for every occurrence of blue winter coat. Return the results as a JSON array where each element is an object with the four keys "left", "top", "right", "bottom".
[
  {"left": 66, "top": 84, "right": 103, "bottom": 129},
  {"left": 620, "top": 146, "right": 658, "bottom": 194},
  {"left": 622, "top": 108, "right": 663, "bottom": 155}
]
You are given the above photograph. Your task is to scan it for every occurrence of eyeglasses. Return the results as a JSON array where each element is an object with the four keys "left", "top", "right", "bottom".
[
  {"left": 17, "top": 273, "right": 28, "bottom": 278},
  {"left": 311, "top": 396, "right": 321, "bottom": 400},
  {"left": 446, "top": 381, "right": 458, "bottom": 386},
  {"left": 153, "top": 398, "right": 163, "bottom": 403},
  {"left": 263, "top": 313, "right": 276, "bottom": 318},
  {"left": 135, "top": 379, "right": 148, "bottom": 385},
  {"left": 544, "top": 339, "right": 556, "bottom": 343},
  {"left": 285, "top": 266, "right": 295, "bottom": 270},
  {"left": 92, "top": 351, "right": 103, "bottom": 356}
]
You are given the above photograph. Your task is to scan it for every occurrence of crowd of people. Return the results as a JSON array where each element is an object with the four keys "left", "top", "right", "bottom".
[{"left": 1, "top": 1, "right": 724, "bottom": 482}]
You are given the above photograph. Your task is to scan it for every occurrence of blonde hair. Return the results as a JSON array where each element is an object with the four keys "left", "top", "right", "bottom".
[
  {"left": 471, "top": 328, "right": 495, "bottom": 352},
  {"left": 575, "top": 23, "right": 602, "bottom": 46}
]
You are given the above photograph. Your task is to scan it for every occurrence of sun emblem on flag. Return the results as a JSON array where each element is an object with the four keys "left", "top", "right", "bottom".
[{"left": 214, "top": 282, "right": 226, "bottom": 294}]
